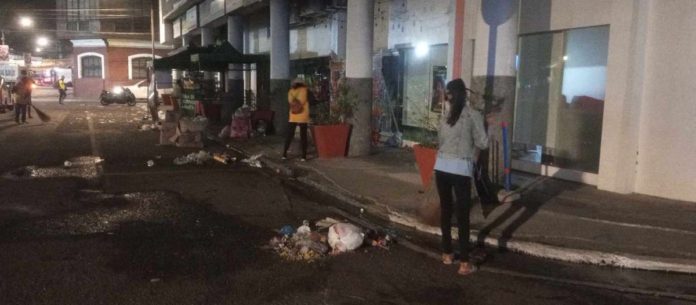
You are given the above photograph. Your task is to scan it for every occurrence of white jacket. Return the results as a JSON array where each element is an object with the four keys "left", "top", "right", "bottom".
[{"left": 437, "top": 106, "right": 488, "bottom": 160}]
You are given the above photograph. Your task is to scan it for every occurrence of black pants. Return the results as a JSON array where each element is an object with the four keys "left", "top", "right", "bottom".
[
  {"left": 59, "top": 89, "right": 66, "bottom": 104},
  {"left": 283, "top": 122, "right": 307, "bottom": 159},
  {"left": 14, "top": 104, "right": 27, "bottom": 123},
  {"left": 435, "top": 170, "right": 473, "bottom": 261}
]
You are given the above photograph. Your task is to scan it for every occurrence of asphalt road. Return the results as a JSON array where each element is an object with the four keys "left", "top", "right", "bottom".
[{"left": 0, "top": 90, "right": 695, "bottom": 305}]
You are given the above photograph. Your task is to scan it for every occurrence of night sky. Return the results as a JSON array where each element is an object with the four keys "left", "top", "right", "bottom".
[{"left": 0, "top": 0, "right": 58, "bottom": 55}]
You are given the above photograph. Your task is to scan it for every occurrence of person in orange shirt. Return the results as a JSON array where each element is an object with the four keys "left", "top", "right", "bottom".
[{"left": 282, "top": 78, "right": 310, "bottom": 161}]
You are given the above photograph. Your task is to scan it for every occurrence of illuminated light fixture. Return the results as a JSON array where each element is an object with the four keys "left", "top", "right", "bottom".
[
  {"left": 563, "top": 55, "right": 569, "bottom": 61},
  {"left": 35, "top": 47, "right": 42, "bottom": 52},
  {"left": 37, "top": 37, "right": 49, "bottom": 47},
  {"left": 415, "top": 42, "right": 429, "bottom": 58},
  {"left": 19, "top": 17, "right": 34, "bottom": 28}
]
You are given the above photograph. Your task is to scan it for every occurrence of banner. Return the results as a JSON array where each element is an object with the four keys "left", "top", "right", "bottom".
[{"left": 0, "top": 45, "right": 8, "bottom": 61}]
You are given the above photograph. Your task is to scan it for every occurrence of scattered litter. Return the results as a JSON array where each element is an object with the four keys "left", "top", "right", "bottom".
[
  {"left": 296, "top": 220, "right": 311, "bottom": 236},
  {"left": 241, "top": 153, "right": 263, "bottom": 168},
  {"left": 218, "top": 126, "right": 230, "bottom": 138},
  {"left": 269, "top": 222, "right": 329, "bottom": 262},
  {"left": 150, "top": 278, "right": 161, "bottom": 283},
  {"left": 327, "top": 223, "right": 364, "bottom": 254},
  {"left": 315, "top": 217, "right": 341, "bottom": 229},
  {"left": 364, "top": 229, "right": 395, "bottom": 250},
  {"left": 155, "top": 155, "right": 162, "bottom": 160},
  {"left": 146, "top": 160, "right": 155, "bottom": 167},
  {"left": 213, "top": 153, "right": 234, "bottom": 164},
  {"left": 278, "top": 225, "right": 295, "bottom": 237},
  {"left": 63, "top": 161, "right": 72, "bottom": 168},
  {"left": 173, "top": 150, "right": 212, "bottom": 165},
  {"left": 94, "top": 157, "right": 104, "bottom": 164},
  {"left": 140, "top": 124, "right": 153, "bottom": 131}
]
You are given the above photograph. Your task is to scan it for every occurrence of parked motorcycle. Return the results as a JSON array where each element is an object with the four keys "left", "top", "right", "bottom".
[{"left": 100, "top": 86, "right": 136, "bottom": 106}]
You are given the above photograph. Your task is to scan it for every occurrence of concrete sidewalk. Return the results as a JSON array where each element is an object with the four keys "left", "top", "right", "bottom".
[{"left": 227, "top": 136, "right": 696, "bottom": 274}]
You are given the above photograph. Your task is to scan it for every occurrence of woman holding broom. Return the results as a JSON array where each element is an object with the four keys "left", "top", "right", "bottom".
[{"left": 434, "top": 78, "right": 488, "bottom": 275}]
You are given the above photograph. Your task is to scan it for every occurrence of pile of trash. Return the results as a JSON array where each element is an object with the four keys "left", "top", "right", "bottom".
[
  {"left": 241, "top": 153, "right": 263, "bottom": 168},
  {"left": 268, "top": 217, "right": 394, "bottom": 262},
  {"left": 173, "top": 150, "right": 213, "bottom": 165}
]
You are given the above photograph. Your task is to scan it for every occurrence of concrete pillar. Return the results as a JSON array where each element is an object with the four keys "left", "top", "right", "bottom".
[
  {"left": 200, "top": 28, "right": 215, "bottom": 80},
  {"left": 345, "top": 0, "right": 374, "bottom": 156},
  {"left": 225, "top": 15, "right": 244, "bottom": 123},
  {"left": 270, "top": 0, "right": 290, "bottom": 134},
  {"left": 471, "top": 0, "right": 518, "bottom": 184},
  {"left": 597, "top": 0, "right": 649, "bottom": 194}
]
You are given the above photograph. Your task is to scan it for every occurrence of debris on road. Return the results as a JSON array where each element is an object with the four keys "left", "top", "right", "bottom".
[
  {"left": 173, "top": 150, "right": 212, "bottom": 165},
  {"left": 63, "top": 161, "right": 72, "bottom": 168},
  {"left": 327, "top": 223, "right": 364, "bottom": 255},
  {"left": 268, "top": 219, "right": 382, "bottom": 262},
  {"left": 213, "top": 153, "right": 234, "bottom": 164},
  {"left": 146, "top": 160, "right": 155, "bottom": 167},
  {"left": 241, "top": 153, "right": 263, "bottom": 168}
]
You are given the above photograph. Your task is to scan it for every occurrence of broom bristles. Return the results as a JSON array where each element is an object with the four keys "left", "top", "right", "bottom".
[{"left": 31, "top": 105, "right": 51, "bottom": 122}]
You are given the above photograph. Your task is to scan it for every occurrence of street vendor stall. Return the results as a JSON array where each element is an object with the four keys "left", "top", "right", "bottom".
[{"left": 152, "top": 42, "right": 270, "bottom": 146}]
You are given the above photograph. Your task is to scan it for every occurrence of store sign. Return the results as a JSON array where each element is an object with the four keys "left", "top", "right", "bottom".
[
  {"left": 0, "top": 62, "right": 19, "bottom": 82},
  {"left": 173, "top": 18, "right": 182, "bottom": 38},
  {"left": 181, "top": 6, "right": 198, "bottom": 35},
  {"left": 0, "top": 45, "right": 8, "bottom": 61}
]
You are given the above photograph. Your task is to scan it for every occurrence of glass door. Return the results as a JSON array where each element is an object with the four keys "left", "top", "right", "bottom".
[{"left": 513, "top": 26, "right": 609, "bottom": 183}]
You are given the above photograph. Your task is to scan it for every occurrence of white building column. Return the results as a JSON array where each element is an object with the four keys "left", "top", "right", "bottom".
[
  {"left": 345, "top": 0, "right": 374, "bottom": 156},
  {"left": 471, "top": 0, "right": 518, "bottom": 184},
  {"left": 270, "top": 0, "right": 290, "bottom": 134},
  {"left": 224, "top": 15, "right": 244, "bottom": 123},
  {"left": 597, "top": 0, "right": 649, "bottom": 194},
  {"left": 200, "top": 27, "right": 215, "bottom": 80}
]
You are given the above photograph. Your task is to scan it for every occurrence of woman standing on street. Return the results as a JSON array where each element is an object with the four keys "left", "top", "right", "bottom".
[{"left": 435, "top": 78, "right": 488, "bottom": 275}]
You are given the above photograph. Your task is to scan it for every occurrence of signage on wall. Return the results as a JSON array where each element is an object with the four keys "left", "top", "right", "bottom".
[
  {"left": 0, "top": 45, "right": 8, "bottom": 61},
  {"left": 181, "top": 6, "right": 198, "bottom": 35}
]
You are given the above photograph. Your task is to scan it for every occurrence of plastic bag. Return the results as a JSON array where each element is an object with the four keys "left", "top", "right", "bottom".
[{"left": 327, "top": 223, "right": 364, "bottom": 254}]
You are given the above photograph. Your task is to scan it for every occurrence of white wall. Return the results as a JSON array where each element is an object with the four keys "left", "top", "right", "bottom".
[
  {"left": 636, "top": 0, "right": 696, "bottom": 202},
  {"left": 289, "top": 17, "right": 336, "bottom": 59},
  {"left": 377, "top": 0, "right": 451, "bottom": 49}
]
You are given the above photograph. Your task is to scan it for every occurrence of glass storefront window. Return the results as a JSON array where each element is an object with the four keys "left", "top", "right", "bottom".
[
  {"left": 402, "top": 44, "right": 448, "bottom": 129},
  {"left": 513, "top": 26, "right": 609, "bottom": 173}
]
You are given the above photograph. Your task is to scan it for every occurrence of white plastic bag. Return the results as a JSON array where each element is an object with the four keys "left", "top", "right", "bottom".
[{"left": 327, "top": 223, "right": 364, "bottom": 254}]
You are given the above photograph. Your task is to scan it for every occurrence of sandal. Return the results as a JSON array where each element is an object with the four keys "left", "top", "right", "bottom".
[
  {"left": 442, "top": 253, "right": 454, "bottom": 265},
  {"left": 458, "top": 262, "right": 477, "bottom": 275}
]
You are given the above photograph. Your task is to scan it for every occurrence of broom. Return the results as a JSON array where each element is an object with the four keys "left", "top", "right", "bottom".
[{"left": 31, "top": 105, "right": 51, "bottom": 123}]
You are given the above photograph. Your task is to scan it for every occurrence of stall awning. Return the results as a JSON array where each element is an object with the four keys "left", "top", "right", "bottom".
[
  {"left": 153, "top": 44, "right": 214, "bottom": 71},
  {"left": 190, "top": 42, "right": 269, "bottom": 71}
]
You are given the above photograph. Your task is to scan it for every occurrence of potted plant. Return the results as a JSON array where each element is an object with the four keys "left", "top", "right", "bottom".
[
  {"left": 311, "top": 83, "right": 357, "bottom": 158},
  {"left": 410, "top": 104, "right": 441, "bottom": 189}
]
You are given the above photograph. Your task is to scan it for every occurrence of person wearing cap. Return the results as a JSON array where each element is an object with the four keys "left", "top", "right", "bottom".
[{"left": 282, "top": 77, "right": 310, "bottom": 161}]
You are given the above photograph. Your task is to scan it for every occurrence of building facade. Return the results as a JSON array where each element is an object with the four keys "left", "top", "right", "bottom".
[
  {"left": 56, "top": 0, "right": 173, "bottom": 99},
  {"left": 157, "top": 0, "right": 696, "bottom": 203}
]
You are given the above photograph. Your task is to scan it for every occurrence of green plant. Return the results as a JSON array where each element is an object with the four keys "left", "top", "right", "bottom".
[{"left": 314, "top": 83, "right": 357, "bottom": 125}]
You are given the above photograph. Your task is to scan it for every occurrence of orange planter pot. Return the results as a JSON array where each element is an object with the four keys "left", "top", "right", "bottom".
[
  {"left": 312, "top": 124, "right": 351, "bottom": 158},
  {"left": 413, "top": 144, "right": 438, "bottom": 188}
]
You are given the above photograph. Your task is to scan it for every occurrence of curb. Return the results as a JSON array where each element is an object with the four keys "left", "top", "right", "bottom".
[{"left": 229, "top": 143, "right": 696, "bottom": 275}]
